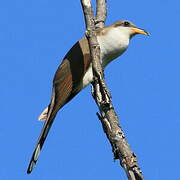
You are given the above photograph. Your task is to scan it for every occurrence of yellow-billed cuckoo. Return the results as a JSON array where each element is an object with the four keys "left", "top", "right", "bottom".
[{"left": 27, "top": 20, "right": 149, "bottom": 174}]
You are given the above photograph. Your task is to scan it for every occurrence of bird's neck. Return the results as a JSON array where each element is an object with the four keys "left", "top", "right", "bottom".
[{"left": 97, "top": 27, "right": 130, "bottom": 67}]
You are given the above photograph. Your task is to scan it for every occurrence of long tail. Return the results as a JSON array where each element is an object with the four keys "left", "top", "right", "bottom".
[{"left": 27, "top": 90, "right": 57, "bottom": 174}]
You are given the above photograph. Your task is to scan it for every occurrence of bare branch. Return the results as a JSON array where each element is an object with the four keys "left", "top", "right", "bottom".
[
  {"left": 95, "top": 0, "right": 107, "bottom": 28},
  {"left": 80, "top": 1, "right": 144, "bottom": 180}
]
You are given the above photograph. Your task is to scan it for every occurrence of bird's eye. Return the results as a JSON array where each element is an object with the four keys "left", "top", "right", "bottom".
[{"left": 124, "top": 21, "right": 130, "bottom": 27}]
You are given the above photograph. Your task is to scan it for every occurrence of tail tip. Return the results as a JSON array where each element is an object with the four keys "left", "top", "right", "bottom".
[
  {"left": 27, "top": 160, "right": 36, "bottom": 174},
  {"left": 27, "top": 143, "right": 41, "bottom": 174},
  {"left": 27, "top": 169, "right": 31, "bottom": 174}
]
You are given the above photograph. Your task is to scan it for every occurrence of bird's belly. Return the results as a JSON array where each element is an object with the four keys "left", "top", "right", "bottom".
[{"left": 82, "top": 64, "right": 93, "bottom": 88}]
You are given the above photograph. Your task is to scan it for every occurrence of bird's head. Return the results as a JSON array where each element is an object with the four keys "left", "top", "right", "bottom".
[{"left": 113, "top": 20, "right": 149, "bottom": 38}]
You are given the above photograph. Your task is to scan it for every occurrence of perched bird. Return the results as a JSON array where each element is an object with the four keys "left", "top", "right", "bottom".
[{"left": 27, "top": 20, "right": 149, "bottom": 174}]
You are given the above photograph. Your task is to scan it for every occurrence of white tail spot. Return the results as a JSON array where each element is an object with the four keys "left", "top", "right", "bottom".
[
  {"left": 34, "top": 144, "right": 40, "bottom": 161},
  {"left": 29, "top": 161, "right": 35, "bottom": 172}
]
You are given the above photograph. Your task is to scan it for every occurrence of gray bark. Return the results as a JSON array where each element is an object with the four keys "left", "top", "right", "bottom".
[{"left": 80, "top": 1, "right": 144, "bottom": 180}]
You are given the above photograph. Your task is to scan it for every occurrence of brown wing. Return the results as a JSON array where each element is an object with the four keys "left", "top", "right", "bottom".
[
  {"left": 27, "top": 37, "right": 91, "bottom": 174},
  {"left": 53, "top": 37, "right": 91, "bottom": 108}
]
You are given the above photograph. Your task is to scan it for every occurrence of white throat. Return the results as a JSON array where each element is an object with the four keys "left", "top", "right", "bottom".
[{"left": 97, "top": 27, "right": 130, "bottom": 67}]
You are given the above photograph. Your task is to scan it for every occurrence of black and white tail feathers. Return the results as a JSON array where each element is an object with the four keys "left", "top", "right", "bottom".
[{"left": 27, "top": 90, "right": 57, "bottom": 174}]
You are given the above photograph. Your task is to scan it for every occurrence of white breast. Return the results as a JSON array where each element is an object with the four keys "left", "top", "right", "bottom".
[
  {"left": 97, "top": 27, "right": 130, "bottom": 67},
  {"left": 82, "top": 27, "right": 130, "bottom": 88}
]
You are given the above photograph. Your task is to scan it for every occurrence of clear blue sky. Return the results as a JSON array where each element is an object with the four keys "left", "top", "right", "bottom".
[{"left": 0, "top": 1, "right": 179, "bottom": 180}]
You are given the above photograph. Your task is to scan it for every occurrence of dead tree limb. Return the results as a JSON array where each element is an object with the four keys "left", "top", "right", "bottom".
[
  {"left": 95, "top": 0, "right": 107, "bottom": 28},
  {"left": 80, "top": 1, "right": 144, "bottom": 180}
]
